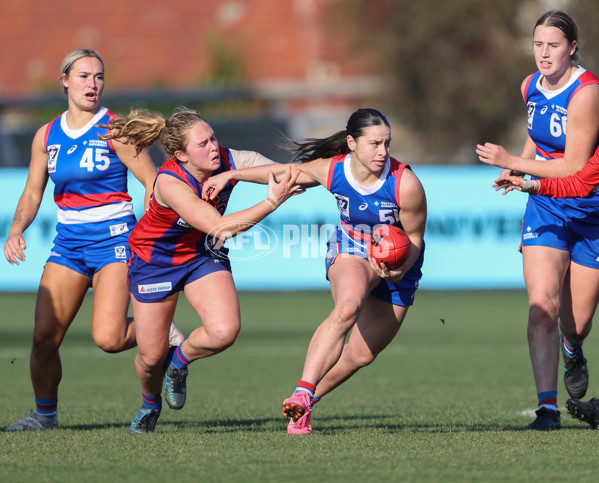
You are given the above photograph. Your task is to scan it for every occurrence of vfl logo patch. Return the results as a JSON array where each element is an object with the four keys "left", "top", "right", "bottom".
[
  {"left": 109, "top": 223, "right": 129, "bottom": 236},
  {"left": 334, "top": 194, "right": 350, "bottom": 220},
  {"left": 47, "top": 144, "right": 60, "bottom": 173},
  {"left": 527, "top": 101, "right": 536, "bottom": 130},
  {"left": 138, "top": 282, "right": 173, "bottom": 294},
  {"left": 177, "top": 218, "right": 191, "bottom": 228},
  {"left": 114, "top": 246, "right": 127, "bottom": 259}
]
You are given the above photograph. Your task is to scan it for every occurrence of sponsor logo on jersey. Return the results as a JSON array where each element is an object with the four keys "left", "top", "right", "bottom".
[
  {"left": 540, "top": 105, "right": 548, "bottom": 115},
  {"left": 87, "top": 139, "right": 109, "bottom": 147},
  {"left": 114, "top": 246, "right": 127, "bottom": 259},
  {"left": 359, "top": 202, "right": 368, "bottom": 211},
  {"left": 138, "top": 282, "right": 173, "bottom": 294},
  {"left": 109, "top": 222, "right": 129, "bottom": 236},
  {"left": 47, "top": 144, "right": 60, "bottom": 173},
  {"left": 50, "top": 250, "right": 61, "bottom": 257},
  {"left": 334, "top": 194, "right": 350, "bottom": 220},
  {"left": 176, "top": 218, "right": 191, "bottom": 228},
  {"left": 379, "top": 201, "right": 397, "bottom": 208},
  {"left": 522, "top": 225, "right": 538, "bottom": 240},
  {"left": 554, "top": 105, "right": 567, "bottom": 115},
  {"left": 67, "top": 145, "right": 78, "bottom": 154},
  {"left": 527, "top": 102, "right": 536, "bottom": 130}
]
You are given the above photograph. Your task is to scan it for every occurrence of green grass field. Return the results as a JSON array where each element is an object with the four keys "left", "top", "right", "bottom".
[{"left": 1, "top": 290, "right": 599, "bottom": 482}]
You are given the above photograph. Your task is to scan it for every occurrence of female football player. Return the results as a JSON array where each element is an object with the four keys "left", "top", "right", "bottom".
[
  {"left": 203, "top": 107, "right": 426, "bottom": 434},
  {"left": 99, "top": 107, "right": 302, "bottom": 433},
  {"left": 476, "top": 10, "right": 599, "bottom": 430},
  {"left": 3, "top": 48, "right": 174, "bottom": 432}
]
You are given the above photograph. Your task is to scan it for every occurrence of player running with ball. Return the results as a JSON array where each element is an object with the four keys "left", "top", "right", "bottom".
[{"left": 204, "top": 108, "right": 426, "bottom": 434}]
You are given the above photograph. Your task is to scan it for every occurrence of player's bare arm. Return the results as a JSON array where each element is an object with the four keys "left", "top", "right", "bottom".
[{"left": 4, "top": 125, "right": 50, "bottom": 264}]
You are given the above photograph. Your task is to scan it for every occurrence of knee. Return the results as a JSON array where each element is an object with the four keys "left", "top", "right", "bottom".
[
  {"left": 331, "top": 301, "right": 361, "bottom": 330},
  {"left": 92, "top": 330, "right": 124, "bottom": 353},
  {"left": 212, "top": 324, "right": 240, "bottom": 351},
  {"left": 136, "top": 351, "right": 165, "bottom": 372},
  {"left": 346, "top": 347, "right": 377, "bottom": 369},
  {"left": 528, "top": 298, "right": 559, "bottom": 329},
  {"left": 31, "top": 333, "right": 61, "bottom": 360}
]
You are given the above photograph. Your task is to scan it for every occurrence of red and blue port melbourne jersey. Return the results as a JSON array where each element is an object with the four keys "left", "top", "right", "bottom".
[
  {"left": 524, "top": 66, "right": 599, "bottom": 213},
  {"left": 45, "top": 107, "right": 136, "bottom": 243},
  {"left": 326, "top": 153, "right": 409, "bottom": 238},
  {"left": 128, "top": 146, "right": 237, "bottom": 267}
]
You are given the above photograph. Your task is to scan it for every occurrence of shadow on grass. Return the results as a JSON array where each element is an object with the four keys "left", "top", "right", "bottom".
[{"left": 59, "top": 413, "right": 587, "bottom": 433}]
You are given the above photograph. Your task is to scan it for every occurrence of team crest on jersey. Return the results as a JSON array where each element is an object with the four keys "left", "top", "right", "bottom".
[
  {"left": 109, "top": 223, "right": 129, "bottom": 236},
  {"left": 527, "top": 101, "right": 536, "bottom": 129},
  {"left": 47, "top": 144, "right": 60, "bottom": 173},
  {"left": 334, "top": 194, "right": 350, "bottom": 220},
  {"left": 114, "top": 245, "right": 127, "bottom": 259}
]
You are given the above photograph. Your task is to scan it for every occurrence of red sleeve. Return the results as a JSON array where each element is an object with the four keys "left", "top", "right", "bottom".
[{"left": 537, "top": 150, "right": 599, "bottom": 198}]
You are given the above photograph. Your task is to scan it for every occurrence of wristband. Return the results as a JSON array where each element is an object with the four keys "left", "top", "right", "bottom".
[{"left": 264, "top": 197, "right": 278, "bottom": 210}]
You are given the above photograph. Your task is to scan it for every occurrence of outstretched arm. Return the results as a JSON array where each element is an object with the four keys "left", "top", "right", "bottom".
[
  {"left": 501, "top": 148, "right": 599, "bottom": 198},
  {"left": 160, "top": 166, "right": 302, "bottom": 241},
  {"left": 202, "top": 155, "right": 323, "bottom": 201}
]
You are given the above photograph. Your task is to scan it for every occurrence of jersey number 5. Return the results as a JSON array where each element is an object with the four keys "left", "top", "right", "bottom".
[{"left": 379, "top": 209, "right": 399, "bottom": 224}]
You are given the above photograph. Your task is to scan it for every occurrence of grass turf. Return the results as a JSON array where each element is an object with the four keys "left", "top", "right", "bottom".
[{"left": 1, "top": 290, "right": 599, "bottom": 482}]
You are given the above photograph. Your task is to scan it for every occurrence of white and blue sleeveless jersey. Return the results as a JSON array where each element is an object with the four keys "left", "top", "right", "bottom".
[
  {"left": 523, "top": 67, "right": 599, "bottom": 216},
  {"left": 324, "top": 153, "right": 424, "bottom": 305},
  {"left": 44, "top": 107, "right": 137, "bottom": 244},
  {"left": 326, "top": 153, "right": 407, "bottom": 238}
]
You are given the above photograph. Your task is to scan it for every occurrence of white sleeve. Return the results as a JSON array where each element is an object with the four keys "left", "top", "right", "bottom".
[{"left": 229, "top": 149, "right": 275, "bottom": 168}]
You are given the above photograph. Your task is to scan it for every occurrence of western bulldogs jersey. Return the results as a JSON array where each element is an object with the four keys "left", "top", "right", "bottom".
[
  {"left": 326, "top": 153, "right": 408, "bottom": 238},
  {"left": 45, "top": 107, "right": 136, "bottom": 243},
  {"left": 523, "top": 67, "right": 599, "bottom": 215},
  {"left": 524, "top": 66, "right": 599, "bottom": 159},
  {"left": 129, "top": 146, "right": 237, "bottom": 267}
]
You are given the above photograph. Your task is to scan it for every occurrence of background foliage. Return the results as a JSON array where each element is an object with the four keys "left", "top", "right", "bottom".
[{"left": 334, "top": 0, "right": 599, "bottom": 160}]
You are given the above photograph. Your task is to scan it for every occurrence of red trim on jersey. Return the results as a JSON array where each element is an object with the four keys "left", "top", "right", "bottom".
[
  {"left": 44, "top": 117, "right": 59, "bottom": 151},
  {"left": 54, "top": 191, "right": 132, "bottom": 208},
  {"left": 326, "top": 154, "right": 345, "bottom": 191},
  {"left": 340, "top": 219, "right": 370, "bottom": 241},
  {"left": 535, "top": 145, "right": 564, "bottom": 159},
  {"left": 522, "top": 74, "right": 535, "bottom": 102},
  {"left": 388, "top": 157, "right": 411, "bottom": 206}
]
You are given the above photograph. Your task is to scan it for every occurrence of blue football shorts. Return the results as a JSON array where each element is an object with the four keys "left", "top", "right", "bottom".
[
  {"left": 522, "top": 195, "right": 599, "bottom": 269},
  {"left": 324, "top": 226, "right": 424, "bottom": 307},
  {"left": 128, "top": 251, "right": 232, "bottom": 303},
  {"left": 47, "top": 232, "right": 130, "bottom": 278}
]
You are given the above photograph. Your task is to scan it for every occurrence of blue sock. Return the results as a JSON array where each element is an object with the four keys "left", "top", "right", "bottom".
[
  {"left": 142, "top": 392, "right": 162, "bottom": 413},
  {"left": 35, "top": 397, "right": 58, "bottom": 417},
  {"left": 537, "top": 390, "right": 558, "bottom": 412},
  {"left": 169, "top": 345, "right": 191, "bottom": 369}
]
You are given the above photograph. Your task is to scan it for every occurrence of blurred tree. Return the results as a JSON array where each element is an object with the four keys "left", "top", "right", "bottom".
[{"left": 333, "top": 0, "right": 599, "bottom": 162}]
